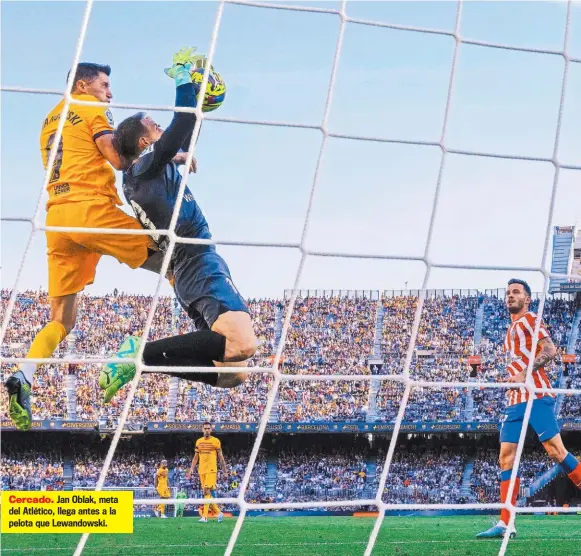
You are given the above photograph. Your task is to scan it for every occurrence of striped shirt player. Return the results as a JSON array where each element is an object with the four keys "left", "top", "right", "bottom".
[
  {"left": 477, "top": 278, "right": 581, "bottom": 540},
  {"left": 504, "top": 311, "right": 554, "bottom": 407}
]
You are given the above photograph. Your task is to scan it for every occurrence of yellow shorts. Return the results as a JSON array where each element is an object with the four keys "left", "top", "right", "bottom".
[
  {"left": 45, "top": 200, "right": 153, "bottom": 297},
  {"left": 157, "top": 487, "right": 170, "bottom": 499},
  {"left": 200, "top": 472, "right": 217, "bottom": 490}
]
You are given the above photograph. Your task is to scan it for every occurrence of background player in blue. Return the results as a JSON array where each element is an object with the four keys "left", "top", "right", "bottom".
[
  {"left": 476, "top": 279, "right": 581, "bottom": 539},
  {"left": 98, "top": 47, "right": 257, "bottom": 400}
]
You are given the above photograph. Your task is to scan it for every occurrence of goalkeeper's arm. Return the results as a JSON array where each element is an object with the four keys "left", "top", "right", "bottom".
[
  {"left": 137, "top": 82, "right": 198, "bottom": 180},
  {"left": 178, "top": 120, "right": 201, "bottom": 154}
]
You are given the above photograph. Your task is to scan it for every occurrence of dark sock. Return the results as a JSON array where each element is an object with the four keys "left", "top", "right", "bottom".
[
  {"left": 143, "top": 331, "right": 226, "bottom": 366},
  {"left": 142, "top": 331, "right": 225, "bottom": 386}
]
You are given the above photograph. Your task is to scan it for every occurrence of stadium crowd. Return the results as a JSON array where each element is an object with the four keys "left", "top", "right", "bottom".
[
  {"left": 377, "top": 445, "right": 465, "bottom": 504},
  {"left": 3, "top": 434, "right": 578, "bottom": 511},
  {"left": 1, "top": 290, "right": 580, "bottom": 426},
  {"left": 275, "top": 437, "right": 369, "bottom": 502},
  {"left": 470, "top": 446, "right": 553, "bottom": 503}
]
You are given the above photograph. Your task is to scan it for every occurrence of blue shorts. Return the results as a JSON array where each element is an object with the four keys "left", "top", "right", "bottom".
[
  {"left": 173, "top": 248, "right": 249, "bottom": 331},
  {"left": 499, "top": 396, "right": 560, "bottom": 444}
]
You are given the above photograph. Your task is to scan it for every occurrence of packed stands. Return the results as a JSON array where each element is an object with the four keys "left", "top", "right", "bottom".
[
  {"left": 3, "top": 434, "right": 579, "bottom": 510},
  {"left": 1, "top": 289, "right": 579, "bottom": 426}
]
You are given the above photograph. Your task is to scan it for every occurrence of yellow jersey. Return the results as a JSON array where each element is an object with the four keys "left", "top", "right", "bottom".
[
  {"left": 40, "top": 94, "right": 120, "bottom": 209},
  {"left": 156, "top": 466, "right": 169, "bottom": 488},
  {"left": 195, "top": 435, "right": 221, "bottom": 474}
]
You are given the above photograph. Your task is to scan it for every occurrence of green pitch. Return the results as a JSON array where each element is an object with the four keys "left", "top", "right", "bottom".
[{"left": 2, "top": 515, "right": 580, "bottom": 555}]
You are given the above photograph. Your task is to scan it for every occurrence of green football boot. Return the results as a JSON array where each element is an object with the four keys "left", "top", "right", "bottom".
[
  {"left": 4, "top": 371, "right": 32, "bottom": 431},
  {"left": 98, "top": 335, "right": 141, "bottom": 403}
]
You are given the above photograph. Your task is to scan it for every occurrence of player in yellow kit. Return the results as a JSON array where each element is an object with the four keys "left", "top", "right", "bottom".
[
  {"left": 4, "top": 62, "right": 163, "bottom": 431},
  {"left": 190, "top": 422, "right": 228, "bottom": 522},
  {"left": 154, "top": 459, "right": 171, "bottom": 518}
]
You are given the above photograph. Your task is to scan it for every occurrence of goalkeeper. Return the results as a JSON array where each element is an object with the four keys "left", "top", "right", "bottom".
[
  {"left": 98, "top": 47, "right": 257, "bottom": 400},
  {"left": 176, "top": 489, "right": 187, "bottom": 518}
]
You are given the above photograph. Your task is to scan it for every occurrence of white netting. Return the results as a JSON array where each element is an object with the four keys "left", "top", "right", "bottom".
[
  {"left": 1, "top": 1, "right": 581, "bottom": 556},
  {"left": 75, "top": 486, "right": 178, "bottom": 518}
]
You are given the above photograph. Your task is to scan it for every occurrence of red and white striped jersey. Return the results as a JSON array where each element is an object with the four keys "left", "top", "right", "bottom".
[{"left": 504, "top": 311, "right": 554, "bottom": 406}]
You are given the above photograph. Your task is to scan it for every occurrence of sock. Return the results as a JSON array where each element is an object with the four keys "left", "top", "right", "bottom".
[
  {"left": 203, "top": 494, "right": 211, "bottom": 518},
  {"left": 159, "top": 504, "right": 165, "bottom": 516},
  {"left": 143, "top": 331, "right": 226, "bottom": 366},
  {"left": 210, "top": 490, "right": 220, "bottom": 515},
  {"left": 143, "top": 331, "right": 225, "bottom": 385},
  {"left": 22, "top": 321, "right": 67, "bottom": 384},
  {"left": 499, "top": 469, "right": 521, "bottom": 526},
  {"left": 560, "top": 453, "right": 581, "bottom": 487}
]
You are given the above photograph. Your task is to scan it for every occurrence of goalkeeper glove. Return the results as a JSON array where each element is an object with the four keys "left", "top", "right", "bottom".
[{"left": 164, "top": 46, "right": 204, "bottom": 85}]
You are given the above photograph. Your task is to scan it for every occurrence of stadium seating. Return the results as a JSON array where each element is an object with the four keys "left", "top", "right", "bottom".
[
  {"left": 1, "top": 290, "right": 579, "bottom": 425},
  {"left": 2, "top": 434, "right": 574, "bottom": 508}
]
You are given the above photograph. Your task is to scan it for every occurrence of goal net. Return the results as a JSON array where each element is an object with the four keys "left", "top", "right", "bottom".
[
  {"left": 1, "top": 2, "right": 581, "bottom": 556},
  {"left": 76, "top": 487, "right": 178, "bottom": 518}
]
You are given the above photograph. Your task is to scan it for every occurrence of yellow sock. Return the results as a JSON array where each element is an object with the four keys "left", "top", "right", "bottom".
[
  {"left": 20, "top": 321, "right": 67, "bottom": 384},
  {"left": 211, "top": 502, "right": 220, "bottom": 514},
  {"left": 26, "top": 321, "right": 67, "bottom": 359},
  {"left": 159, "top": 504, "right": 165, "bottom": 516},
  {"left": 203, "top": 494, "right": 211, "bottom": 518}
]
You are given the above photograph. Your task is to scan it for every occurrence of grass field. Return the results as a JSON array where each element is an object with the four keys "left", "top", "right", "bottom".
[{"left": 2, "top": 515, "right": 581, "bottom": 556}]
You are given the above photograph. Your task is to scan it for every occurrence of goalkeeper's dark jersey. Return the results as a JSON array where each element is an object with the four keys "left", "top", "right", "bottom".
[{"left": 122, "top": 83, "right": 213, "bottom": 266}]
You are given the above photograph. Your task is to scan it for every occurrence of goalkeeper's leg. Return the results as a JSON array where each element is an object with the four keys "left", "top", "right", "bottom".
[
  {"left": 99, "top": 254, "right": 257, "bottom": 402},
  {"left": 159, "top": 254, "right": 256, "bottom": 389},
  {"left": 99, "top": 327, "right": 251, "bottom": 402},
  {"left": 145, "top": 311, "right": 256, "bottom": 388}
]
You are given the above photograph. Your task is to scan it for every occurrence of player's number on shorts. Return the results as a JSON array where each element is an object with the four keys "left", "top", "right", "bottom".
[{"left": 45, "top": 132, "right": 64, "bottom": 183}]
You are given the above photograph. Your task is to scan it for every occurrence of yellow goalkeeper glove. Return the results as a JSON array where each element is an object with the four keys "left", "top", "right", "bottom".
[{"left": 164, "top": 46, "right": 204, "bottom": 80}]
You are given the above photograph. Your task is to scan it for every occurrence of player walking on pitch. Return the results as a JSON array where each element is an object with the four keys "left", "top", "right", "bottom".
[
  {"left": 98, "top": 47, "right": 256, "bottom": 400},
  {"left": 176, "top": 489, "right": 187, "bottom": 518},
  {"left": 190, "top": 422, "right": 227, "bottom": 522},
  {"left": 5, "top": 63, "right": 160, "bottom": 431},
  {"left": 154, "top": 459, "right": 171, "bottom": 518},
  {"left": 476, "top": 279, "right": 581, "bottom": 539}
]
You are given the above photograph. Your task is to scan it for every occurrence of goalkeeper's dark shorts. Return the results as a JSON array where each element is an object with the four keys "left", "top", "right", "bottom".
[{"left": 173, "top": 248, "right": 249, "bottom": 330}]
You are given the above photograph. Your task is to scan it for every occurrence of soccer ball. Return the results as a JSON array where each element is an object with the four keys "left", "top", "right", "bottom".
[{"left": 191, "top": 66, "right": 226, "bottom": 113}]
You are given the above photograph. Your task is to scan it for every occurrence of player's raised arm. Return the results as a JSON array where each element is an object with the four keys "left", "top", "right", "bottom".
[{"left": 123, "top": 47, "right": 199, "bottom": 179}]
